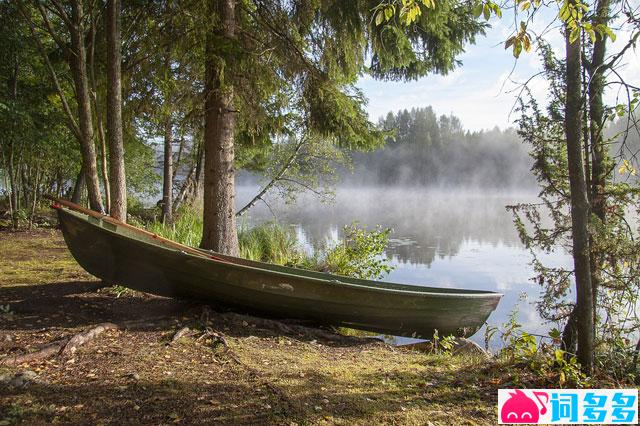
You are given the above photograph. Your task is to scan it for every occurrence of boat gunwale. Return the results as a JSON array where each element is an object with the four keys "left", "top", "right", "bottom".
[{"left": 57, "top": 206, "right": 504, "bottom": 300}]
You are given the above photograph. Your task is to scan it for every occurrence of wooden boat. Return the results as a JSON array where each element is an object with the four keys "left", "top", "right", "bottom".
[{"left": 50, "top": 197, "right": 502, "bottom": 338}]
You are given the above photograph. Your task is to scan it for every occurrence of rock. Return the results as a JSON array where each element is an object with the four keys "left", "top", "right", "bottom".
[{"left": 451, "top": 338, "right": 490, "bottom": 359}]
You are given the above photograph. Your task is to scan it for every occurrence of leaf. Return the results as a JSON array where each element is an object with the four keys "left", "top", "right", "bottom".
[
  {"left": 505, "top": 36, "right": 515, "bottom": 50},
  {"left": 513, "top": 41, "right": 522, "bottom": 58},
  {"left": 472, "top": 3, "right": 483, "bottom": 17},
  {"left": 384, "top": 6, "right": 394, "bottom": 20},
  {"left": 523, "top": 35, "right": 531, "bottom": 52},
  {"left": 603, "top": 25, "right": 617, "bottom": 41},
  {"left": 483, "top": 4, "right": 490, "bottom": 20},
  {"left": 375, "top": 11, "right": 384, "bottom": 26},
  {"left": 520, "top": 1, "right": 530, "bottom": 11}
]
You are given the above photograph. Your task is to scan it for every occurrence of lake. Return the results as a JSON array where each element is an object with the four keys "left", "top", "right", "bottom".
[{"left": 236, "top": 186, "right": 574, "bottom": 350}]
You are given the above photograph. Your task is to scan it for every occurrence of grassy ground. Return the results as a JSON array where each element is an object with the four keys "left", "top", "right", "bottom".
[{"left": 0, "top": 229, "right": 504, "bottom": 425}]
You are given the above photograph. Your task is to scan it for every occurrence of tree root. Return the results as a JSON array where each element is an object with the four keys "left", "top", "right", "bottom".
[
  {"left": 169, "top": 326, "right": 193, "bottom": 344},
  {"left": 0, "top": 323, "right": 118, "bottom": 366},
  {"left": 197, "top": 327, "right": 242, "bottom": 364},
  {"left": 221, "top": 311, "right": 369, "bottom": 344}
]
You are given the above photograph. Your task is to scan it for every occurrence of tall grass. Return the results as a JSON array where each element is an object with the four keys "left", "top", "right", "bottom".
[
  {"left": 138, "top": 205, "right": 393, "bottom": 279},
  {"left": 143, "top": 206, "right": 302, "bottom": 265},
  {"left": 238, "top": 222, "right": 302, "bottom": 265},
  {"left": 145, "top": 207, "right": 203, "bottom": 248}
]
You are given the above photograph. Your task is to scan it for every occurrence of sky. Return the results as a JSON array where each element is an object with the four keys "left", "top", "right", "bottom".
[{"left": 356, "top": 8, "right": 640, "bottom": 132}]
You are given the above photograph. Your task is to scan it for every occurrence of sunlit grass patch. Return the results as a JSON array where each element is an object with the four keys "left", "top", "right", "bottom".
[{"left": 0, "top": 230, "right": 90, "bottom": 287}]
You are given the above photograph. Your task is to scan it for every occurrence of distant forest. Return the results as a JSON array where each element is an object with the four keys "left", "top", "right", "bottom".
[{"left": 344, "top": 107, "right": 535, "bottom": 188}]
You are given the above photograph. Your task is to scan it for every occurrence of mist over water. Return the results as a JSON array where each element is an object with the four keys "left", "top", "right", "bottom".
[{"left": 236, "top": 185, "right": 573, "bottom": 349}]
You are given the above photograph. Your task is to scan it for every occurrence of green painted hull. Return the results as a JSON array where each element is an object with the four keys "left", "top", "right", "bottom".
[{"left": 56, "top": 207, "right": 502, "bottom": 338}]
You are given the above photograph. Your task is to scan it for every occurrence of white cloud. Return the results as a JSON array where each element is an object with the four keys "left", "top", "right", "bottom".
[{"left": 358, "top": 8, "right": 638, "bottom": 132}]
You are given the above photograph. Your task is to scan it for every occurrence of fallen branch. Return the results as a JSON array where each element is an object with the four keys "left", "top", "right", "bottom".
[{"left": 0, "top": 323, "right": 118, "bottom": 366}]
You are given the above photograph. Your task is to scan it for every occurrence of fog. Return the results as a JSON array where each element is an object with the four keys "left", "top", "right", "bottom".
[{"left": 340, "top": 107, "right": 536, "bottom": 189}]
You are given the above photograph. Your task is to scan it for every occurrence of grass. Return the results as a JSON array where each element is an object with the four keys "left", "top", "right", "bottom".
[
  {"left": 142, "top": 206, "right": 303, "bottom": 266},
  {"left": 0, "top": 229, "right": 505, "bottom": 425},
  {"left": 0, "top": 229, "right": 91, "bottom": 287},
  {"left": 141, "top": 207, "right": 394, "bottom": 281},
  {"left": 238, "top": 222, "right": 303, "bottom": 265}
]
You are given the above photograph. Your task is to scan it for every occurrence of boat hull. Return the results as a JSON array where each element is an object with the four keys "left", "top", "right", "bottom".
[{"left": 56, "top": 207, "right": 502, "bottom": 338}]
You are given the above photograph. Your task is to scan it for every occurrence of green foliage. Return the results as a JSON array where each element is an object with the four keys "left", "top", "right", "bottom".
[
  {"left": 430, "top": 329, "right": 456, "bottom": 355},
  {"left": 493, "top": 311, "right": 588, "bottom": 387},
  {"left": 368, "top": 0, "right": 488, "bottom": 80},
  {"left": 321, "top": 223, "right": 394, "bottom": 280}
]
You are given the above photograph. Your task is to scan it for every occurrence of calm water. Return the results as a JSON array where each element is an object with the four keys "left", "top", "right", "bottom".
[{"left": 236, "top": 186, "right": 573, "bottom": 349}]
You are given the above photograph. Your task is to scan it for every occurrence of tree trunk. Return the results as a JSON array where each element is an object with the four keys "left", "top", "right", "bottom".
[
  {"left": 89, "top": 14, "right": 110, "bottom": 214},
  {"left": 28, "top": 166, "right": 41, "bottom": 230},
  {"left": 106, "top": 0, "right": 127, "bottom": 221},
  {"left": 588, "top": 0, "right": 612, "bottom": 329},
  {"left": 162, "top": 117, "right": 173, "bottom": 224},
  {"left": 69, "top": 0, "right": 103, "bottom": 213},
  {"left": 71, "top": 165, "right": 86, "bottom": 204},
  {"left": 200, "top": 0, "right": 240, "bottom": 255},
  {"left": 7, "top": 56, "right": 18, "bottom": 229},
  {"left": 564, "top": 22, "right": 594, "bottom": 374},
  {"left": 193, "top": 140, "right": 205, "bottom": 202}
]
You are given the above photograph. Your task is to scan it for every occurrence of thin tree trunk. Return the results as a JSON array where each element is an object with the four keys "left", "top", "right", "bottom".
[
  {"left": 28, "top": 166, "right": 41, "bottom": 230},
  {"left": 173, "top": 165, "right": 195, "bottom": 213},
  {"left": 106, "top": 0, "right": 127, "bottom": 221},
  {"left": 162, "top": 117, "right": 173, "bottom": 224},
  {"left": 172, "top": 136, "right": 186, "bottom": 182},
  {"left": 71, "top": 165, "right": 86, "bottom": 204},
  {"left": 564, "top": 21, "right": 594, "bottom": 374},
  {"left": 7, "top": 143, "right": 17, "bottom": 230},
  {"left": 588, "top": 0, "right": 612, "bottom": 330},
  {"left": 236, "top": 138, "right": 305, "bottom": 217},
  {"left": 193, "top": 140, "right": 205, "bottom": 202},
  {"left": 200, "top": 0, "right": 239, "bottom": 255},
  {"left": 70, "top": 0, "right": 103, "bottom": 213},
  {"left": 7, "top": 56, "right": 18, "bottom": 229},
  {"left": 89, "top": 14, "right": 110, "bottom": 213}
]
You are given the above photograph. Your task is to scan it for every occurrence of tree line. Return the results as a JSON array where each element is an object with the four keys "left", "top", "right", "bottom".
[{"left": 343, "top": 107, "right": 535, "bottom": 188}]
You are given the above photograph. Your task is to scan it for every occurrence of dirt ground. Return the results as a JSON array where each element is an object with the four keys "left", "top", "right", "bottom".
[{"left": 0, "top": 229, "right": 502, "bottom": 425}]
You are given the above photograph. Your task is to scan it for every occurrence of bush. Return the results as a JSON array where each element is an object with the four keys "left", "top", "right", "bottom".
[{"left": 323, "top": 223, "right": 394, "bottom": 280}]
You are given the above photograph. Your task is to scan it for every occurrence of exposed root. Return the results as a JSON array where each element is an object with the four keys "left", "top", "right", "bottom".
[
  {"left": 169, "top": 326, "right": 193, "bottom": 344},
  {"left": 0, "top": 339, "right": 68, "bottom": 366},
  {"left": 197, "top": 327, "right": 242, "bottom": 364},
  {"left": 1, "top": 323, "right": 118, "bottom": 366},
  {"left": 221, "top": 311, "right": 368, "bottom": 343},
  {"left": 61, "top": 322, "right": 118, "bottom": 356}
]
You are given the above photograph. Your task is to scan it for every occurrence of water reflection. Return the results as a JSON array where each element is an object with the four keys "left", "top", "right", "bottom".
[{"left": 236, "top": 186, "right": 573, "bottom": 348}]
